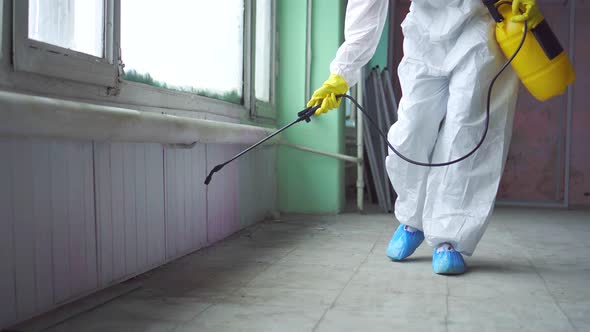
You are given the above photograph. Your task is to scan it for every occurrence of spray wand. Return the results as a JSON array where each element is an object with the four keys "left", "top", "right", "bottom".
[
  {"left": 204, "top": 105, "right": 320, "bottom": 185},
  {"left": 205, "top": 20, "right": 527, "bottom": 185}
]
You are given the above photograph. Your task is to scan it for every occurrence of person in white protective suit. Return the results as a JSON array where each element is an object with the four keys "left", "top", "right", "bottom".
[{"left": 307, "top": 0, "right": 541, "bottom": 274}]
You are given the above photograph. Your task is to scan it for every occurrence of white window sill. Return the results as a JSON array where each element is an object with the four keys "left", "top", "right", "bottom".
[{"left": 0, "top": 90, "right": 277, "bottom": 145}]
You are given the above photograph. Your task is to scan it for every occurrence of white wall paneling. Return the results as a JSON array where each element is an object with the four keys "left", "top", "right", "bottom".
[
  {"left": 0, "top": 139, "right": 18, "bottom": 327},
  {"left": 164, "top": 145, "right": 208, "bottom": 260},
  {"left": 0, "top": 138, "right": 96, "bottom": 323},
  {"left": 0, "top": 137, "right": 275, "bottom": 330},
  {"left": 94, "top": 143, "right": 166, "bottom": 286},
  {"left": 206, "top": 144, "right": 242, "bottom": 244},
  {"left": 237, "top": 145, "right": 277, "bottom": 227},
  {"left": 205, "top": 144, "right": 277, "bottom": 244}
]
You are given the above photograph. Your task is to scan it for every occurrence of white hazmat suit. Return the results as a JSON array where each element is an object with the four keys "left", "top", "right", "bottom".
[{"left": 330, "top": 0, "right": 519, "bottom": 255}]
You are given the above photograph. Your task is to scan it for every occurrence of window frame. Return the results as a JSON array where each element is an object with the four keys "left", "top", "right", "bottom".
[
  {"left": 0, "top": 1, "right": 4, "bottom": 63},
  {"left": 13, "top": 0, "right": 118, "bottom": 87},
  {"left": 4, "top": 0, "right": 276, "bottom": 122},
  {"left": 243, "top": 0, "right": 277, "bottom": 120},
  {"left": 251, "top": 0, "right": 277, "bottom": 119}
]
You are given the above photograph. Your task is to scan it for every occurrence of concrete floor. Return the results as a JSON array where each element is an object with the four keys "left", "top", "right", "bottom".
[{"left": 38, "top": 207, "right": 589, "bottom": 332}]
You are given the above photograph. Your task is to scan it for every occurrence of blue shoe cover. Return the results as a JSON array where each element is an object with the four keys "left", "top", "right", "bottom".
[
  {"left": 386, "top": 224, "right": 425, "bottom": 261},
  {"left": 432, "top": 245, "right": 466, "bottom": 275}
]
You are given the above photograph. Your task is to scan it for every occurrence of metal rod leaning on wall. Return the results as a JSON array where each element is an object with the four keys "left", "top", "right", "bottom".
[
  {"left": 382, "top": 68, "right": 399, "bottom": 123},
  {"left": 377, "top": 69, "right": 394, "bottom": 130},
  {"left": 372, "top": 69, "right": 391, "bottom": 212},
  {"left": 364, "top": 69, "right": 385, "bottom": 211},
  {"left": 381, "top": 67, "right": 400, "bottom": 203},
  {"left": 364, "top": 69, "right": 388, "bottom": 212},
  {"left": 355, "top": 81, "right": 365, "bottom": 213},
  {"left": 563, "top": 0, "right": 575, "bottom": 208},
  {"left": 371, "top": 66, "right": 390, "bottom": 212},
  {"left": 375, "top": 69, "right": 393, "bottom": 211},
  {"left": 371, "top": 68, "right": 392, "bottom": 212}
]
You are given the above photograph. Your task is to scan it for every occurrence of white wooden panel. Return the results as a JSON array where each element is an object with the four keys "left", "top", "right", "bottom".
[
  {"left": 165, "top": 148, "right": 178, "bottom": 258},
  {"left": 238, "top": 146, "right": 277, "bottom": 227},
  {"left": 95, "top": 143, "right": 166, "bottom": 286},
  {"left": 51, "top": 141, "right": 96, "bottom": 304},
  {"left": 83, "top": 144, "right": 98, "bottom": 294},
  {"left": 0, "top": 140, "right": 17, "bottom": 327},
  {"left": 205, "top": 143, "right": 276, "bottom": 244},
  {"left": 204, "top": 115, "right": 242, "bottom": 244},
  {"left": 146, "top": 146, "right": 166, "bottom": 266},
  {"left": 0, "top": 134, "right": 275, "bottom": 329},
  {"left": 177, "top": 149, "right": 190, "bottom": 252},
  {"left": 31, "top": 141, "right": 54, "bottom": 311},
  {"left": 180, "top": 150, "right": 191, "bottom": 252},
  {"left": 135, "top": 145, "right": 148, "bottom": 270},
  {"left": 66, "top": 143, "right": 87, "bottom": 297},
  {"left": 110, "top": 144, "right": 127, "bottom": 281},
  {"left": 189, "top": 146, "right": 206, "bottom": 249},
  {"left": 11, "top": 141, "right": 37, "bottom": 318},
  {"left": 0, "top": 138, "right": 96, "bottom": 326},
  {"left": 164, "top": 145, "right": 207, "bottom": 259},
  {"left": 49, "top": 141, "right": 71, "bottom": 303},
  {"left": 257, "top": 146, "right": 277, "bottom": 219},
  {"left": 95, "top": 143, "right": 114, "bottom": 286},
  {"left": 123, "top": 144, "right": 138, "bottom": 275},
  {"left": 206, "top": 144, "right": 241, "bottom": 244}
]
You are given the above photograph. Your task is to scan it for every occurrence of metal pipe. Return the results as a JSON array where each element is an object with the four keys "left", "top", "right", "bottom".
[
  {"left": 355, "top": 78, "right": 365, "bottom": 212},
  {"left": 563, "top": 0, "right": 576, "bottom": 208},
  {"left": 0, "top": 90, "right": 277, "bottom": 145},
  {"left": 377, "top": 69, "right": 393, "bottom": 129},
  {"left": 375, "top": 70, "right": 395, "bottom": 212},
  {"left": 381, "top": 68, "right": 399, "bottom": 208},
  {"left": 280, "top": 141, "right": 358, "bottom": 163},
  {"left": 382, "top": 69, "right": 398, "bottom": 122},
  {"left": 364, "top": 70, "right": 387, "bottom": 211},
  {"left": 372, "top": 69, "right": 392, "bottom": 212},
  {"left": 349, "top": 89, "right": 356, "bottom": 125}
]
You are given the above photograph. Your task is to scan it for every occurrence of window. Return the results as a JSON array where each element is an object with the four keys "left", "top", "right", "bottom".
[
  {"left": 255, "top": 0, "right": 271, "bottom": 103},
  {"left": 121, "top": 0, "right": 245, "bottom": 104},
  {"left": 13, "top": 0, "right": 117, "bottom": 86},
  {"left": 253, "top": 0, "right": 275, "bottom": 118},
  {"left": 28, "top": 0, "right": 104, "bottom": 57},
  {"left": 9, "top": 0, "right": 275, "bottom": 118}
]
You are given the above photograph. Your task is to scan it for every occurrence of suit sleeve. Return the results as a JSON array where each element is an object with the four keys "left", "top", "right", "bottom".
[{"left": 330, "top": 0, "right": 389, "bottom": 87}]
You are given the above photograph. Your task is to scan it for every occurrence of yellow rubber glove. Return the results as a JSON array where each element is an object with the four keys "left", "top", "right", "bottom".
[
  {"left": 511, "top": 0, "right": 544, "bottom": 29},
  {"left": 307, "top": 74, "right": 348, "bottom": 116}
]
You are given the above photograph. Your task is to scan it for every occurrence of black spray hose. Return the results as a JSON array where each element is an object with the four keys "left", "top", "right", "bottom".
[
  {"left": 204, "top": 105, "right": 320, "bottom": 185},
  {"left": 338, "top": 20, "right": 527, "bottom": 167},
  {"left": 204, "top": 21, "right": 527, "bottom": 184}
]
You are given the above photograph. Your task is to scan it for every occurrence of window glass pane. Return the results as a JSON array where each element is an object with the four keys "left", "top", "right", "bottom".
[
  {"left": 122, "top": 0, "right": 244, "bottom": 104},
  {"left": 255, "top": 0, "right": 271, "bottom": 102},
  {"left": 28, "top": 0, "right": 104, "bottom": 57}
]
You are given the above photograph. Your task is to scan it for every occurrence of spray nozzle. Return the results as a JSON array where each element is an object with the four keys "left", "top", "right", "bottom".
[{"left": 204, "top": 163, "right": 226, "bottom": 185}]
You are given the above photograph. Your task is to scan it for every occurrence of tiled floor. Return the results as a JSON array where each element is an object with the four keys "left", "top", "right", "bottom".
[{"left": 38, "top": 207, "right": 589, "bottom": 331}]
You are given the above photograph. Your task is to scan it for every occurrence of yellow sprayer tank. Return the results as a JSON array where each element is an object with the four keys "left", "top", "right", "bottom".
[{"left": 492, "top": 2, "right": 575, "bottom": 102}]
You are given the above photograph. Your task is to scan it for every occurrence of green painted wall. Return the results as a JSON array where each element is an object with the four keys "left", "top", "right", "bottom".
[
  {"left": 368, "top": 14, "right": 389, "bottom": 69},
  {"left": 276, "top": 0, "right": 345, "bottom": 214}
]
